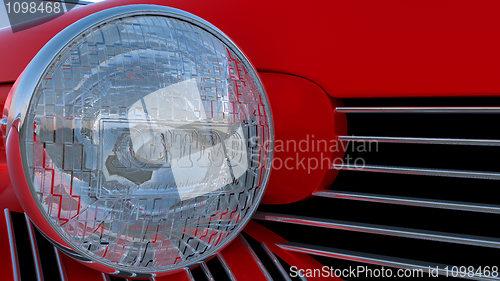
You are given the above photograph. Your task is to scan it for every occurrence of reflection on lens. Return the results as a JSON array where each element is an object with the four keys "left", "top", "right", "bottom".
[{"left": 23, "top": 12, "right": 272, "bottom": 272}]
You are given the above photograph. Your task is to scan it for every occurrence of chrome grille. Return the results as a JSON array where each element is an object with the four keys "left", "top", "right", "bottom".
[
  {"left": 256, "top": 97, "right": 500, "bottom": 280},
  {"left": 6, "top": 97, "right": 500, "bottom": 280},
  {"left": 3, "top": 208, "right": 297, "bottom": 280}
]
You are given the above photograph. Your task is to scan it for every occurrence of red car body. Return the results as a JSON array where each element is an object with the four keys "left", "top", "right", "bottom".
[{"left": 1, "top": 0, "right": 500, "bottom": 280}]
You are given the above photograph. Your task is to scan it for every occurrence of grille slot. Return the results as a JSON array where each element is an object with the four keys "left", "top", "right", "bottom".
[
  {"left": 190, "top": 264, "right": 211, "bottom": 281},
  {"left": 254, "top": 212, "right": 500, "bottom": 248},
  {"left": 204, "top": 254, "right": 232, "bottom": 281},
  {"left": 261, "top": 242, "right": 293, "bottom": 281},
  {"left": 7, "top": 97, "right": 500, "bottom": 279},
  {"left": 10, "top": 211, "right": 38, "bottom": 281},
  {"left": 4, "top": 208, "right": 280, "bottom": 280},
  {"left": 200, "top": 262, "right": 215, "bottom": 281},
  {"left": 239, "top": 235, "right": 273, "bottom": 280},
  {"left": 241, "top": 233, "right": 304, "bottom": 281},
  {"left": 257, "top": 97, "right": 500, "bottom": 280},
  {"left": 332, "top": 164, "right": 500, "bottom": 180},
  {"left": 338, "top": 135, "right": 500, "bottom": 146},
  {"left": 31, "top": 221, "right": 61, "bottom": 281},
  {"left": 24, "top": 214, "right": 44, "bottom": 281},
  {"left": 314, "top": 189, "right": 500, "bottom": 214},
  {"left": 276, "top": 242, "right": 500, "bottom": 280},
  {"left": 216, "top": 253, "right": 237, "bottom": 281}
]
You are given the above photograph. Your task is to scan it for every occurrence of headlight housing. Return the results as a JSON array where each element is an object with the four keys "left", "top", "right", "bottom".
[{"left": 5, "top": 5, "right": 273, "bottom": 277}]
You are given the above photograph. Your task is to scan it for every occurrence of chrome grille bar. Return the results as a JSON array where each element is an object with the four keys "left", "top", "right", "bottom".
[
  {"left": 217, "top": 253, "right": 237, "bottom": 281},
  {"left": 277, "top": 242, "right": 500, "bottom": 281},
  {"left": 4, "top": 209, "right": 20, "bottom": 281},
  {"left": 24, "top": 214, "right": 44, "bottom": 281},
  {"left": 261, "top": 242, "right": 292, "bottom": 281},
  {"left": 332, "top": 164, "right": 500, "bottom": 180},
  {"left": 336, "top": 107, "right": 500, "bottom": 113},
  {"left": 254, "top": 212, "right": 500, "bottom": 248},
  {"left": 313, "top": 190, "right": 500, "bottom": 214},
  {"left": 200, "top": 262, "right": 215, "bottom": 281},
  {"left": 54, "top": 248, "right": 67, "bottom": 281},
  {"left": 239, "top": 235, "right": 273, "bottom": 281},
  {"left": 185, "top": 268, "right": 195, "bottom": 281},
  {"left": 338, "top": 135, "right": 500, "bottom": 146}
]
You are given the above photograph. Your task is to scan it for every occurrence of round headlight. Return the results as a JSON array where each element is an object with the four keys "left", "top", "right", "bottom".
[{"left": 6, "top": 5, "right": 273, "bottom": 276}]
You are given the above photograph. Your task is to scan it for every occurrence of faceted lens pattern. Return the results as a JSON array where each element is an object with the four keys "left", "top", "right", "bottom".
[{"left": 24, "top": 14, "right": 271, "bottom": 271}]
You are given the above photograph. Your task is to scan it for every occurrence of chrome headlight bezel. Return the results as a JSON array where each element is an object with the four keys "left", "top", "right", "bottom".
[{"left": 6, "top": 4, "right": 273, "bottom": 277}]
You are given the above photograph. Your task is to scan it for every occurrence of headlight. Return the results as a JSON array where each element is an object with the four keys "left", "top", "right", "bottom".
[{"left": 5, "top": 4, "right": 273, "bottom": 277}]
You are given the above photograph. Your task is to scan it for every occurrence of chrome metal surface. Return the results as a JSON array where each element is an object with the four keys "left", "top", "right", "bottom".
[
  {"left": 319, "top": 103, "right": 500, "bottom": 279},
  {"left": 8, "top": 4, "right": 273, "bottom": 275},
  {"left": 261, "top": 242, "right": 292, "bottom": 281},
  {"left": 185, "top": 268, "right": 195, "bottom": 281},
  {"left": 101, "top": 273, "right": 111, "bottom": 281},
  {"left": 338, "top": 135, "right": 500, "bottom": 146},
  {"left": 277, "top": 242, "right": 500, "bottom": 281},
  {"left": 336, "top": 106, "right": 500, "bottom": 113},
  {"left": 254, "top": 212, "right": 500, "bottom": 248},
  {"left": 217, "top": 253, "right": 237, "bottom": 281},
  {"left": 239, "top": 235, "right": 273, "bottom": 281},
  {"left": 0, "top": 118, "right": 7, "bottom": 135},
  {"left": 4, "top": 209, "right": 20, "bottom": 281},
  {"left": 200, "top": 262, "right": 215, "bottom": 281},
  {"left": 24, "top": 214, "right": 44, "bottom": 281},
  {"left": 6, "top": 4, "right": 271, "bottom": 140},
  {"left": 313, "top": 190, "right": 500, "bottom": 214},
  {"left": 332, "top": 164, "right": 500, "bottom": 180},
  {"left": 54, "top": 248, "right": 68, "bottom": 281}
]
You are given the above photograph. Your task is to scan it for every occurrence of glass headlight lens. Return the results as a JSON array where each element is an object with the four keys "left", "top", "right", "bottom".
[{"left": 20, "top": 6, "right": 273, "bottom": 273}]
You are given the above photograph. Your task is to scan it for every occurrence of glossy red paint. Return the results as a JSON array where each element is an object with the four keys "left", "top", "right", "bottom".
[
  {"left": 261, "top": 73, "right": 346, "bottom": 204},
  {"left": 0, "top": 165, "right": 22, "bottom": 213},
  {"left": 0, "top": 81, "right": 22, "bottom": 215},
  {"left": 0, "top": 84, "right": 11, "bottom": 165},
  {"left": 153, "top": 270, "right": 191, "bottom": 281},
  {"left": 1, "top": 0, "right": 500, "bottom": 98},
  {"left": 243, "top": 220, "right": 341, "bottom": 280},
  {"left": 2, "top": 0, "right": 498, "bottom": 278},
  {"left": 0, "top": 84, "right": 11, "bottom": 111}
]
